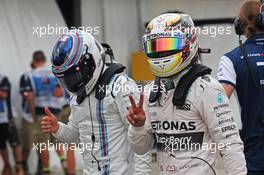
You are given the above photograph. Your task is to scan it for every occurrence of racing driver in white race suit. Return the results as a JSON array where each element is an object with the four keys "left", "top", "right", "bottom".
[
  {"left": 127, "top": 13, "right": 247, "bottom": 175},
  {"left": 40, "top": 30, "right": 151, "bottom": 175}
]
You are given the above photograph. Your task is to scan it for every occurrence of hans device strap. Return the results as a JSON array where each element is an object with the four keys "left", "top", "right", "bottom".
[
  {"left": 76, "top": 86, "right": 87, "bottom": 104},
  {"left": 149, "top": 64, "right": 212, "bottom": 106},
  {"left": 76, "top": 63, "right": 125, "bottom": 104},
  {"left": 95, "top": 63, "right": 126, "bottom": 100},
  {"left": 149, "top": 77, "right": 162, "bottom": 104},
  {"left": 173, "top": 64, "right": 212, "bottom": 106}
]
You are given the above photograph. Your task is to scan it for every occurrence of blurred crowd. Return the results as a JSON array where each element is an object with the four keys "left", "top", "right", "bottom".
[{"left": 0, "top": 51, "right": 75, "bottom": 175}]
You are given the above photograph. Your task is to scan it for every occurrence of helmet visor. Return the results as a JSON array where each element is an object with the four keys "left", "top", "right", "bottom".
[
  {"left": 57, "top": 70, "right": 85, "bottom": 93},
  {"left": 144, "top": 37, "right": 185, "bottom": 58},
  {"left": 55, "top": 55, "right": 96, "bottom": 93}
]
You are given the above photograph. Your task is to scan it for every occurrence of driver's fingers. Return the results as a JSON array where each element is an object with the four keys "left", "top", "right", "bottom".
[
  {"left": 132, "top": 114, "right": 145, "bottom": 122},
  {"left": 128, "top": 107, "right": 135, "bottom": 115},
  {"left": 127, "top": 114, "right": 135, "bottom": 124},
  {"left": 129, "top": 95, "right": 137, "bottom": 109},
  {"left": 138, "top": 93, "right": 144, "bottom": 108},
  {"left": 42, "top": 116, "right": 51, "bottom": 122},
  {"left": 42, "top": 129, "right": 52, "bottom": 133},
  {"left": 41, "top": 120, "right": 51, "bottom": 125},
  {"left": 44, "top": 107, "right": 56, "bottom": 117},
  {"left": 41, "top": 125, "right": 52, "bottom": 129}
]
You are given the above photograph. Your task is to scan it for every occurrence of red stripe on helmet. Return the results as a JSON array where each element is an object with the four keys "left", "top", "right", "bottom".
[{"left": 69, "top": 32, "right": 81, "bottom": 65}]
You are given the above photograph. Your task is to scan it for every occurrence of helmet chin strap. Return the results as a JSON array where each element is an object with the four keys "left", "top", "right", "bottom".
[
  {"left": 76, "top": 73, "right": 103, "bottom": 104},
  {"left": 76, "top": 49, "right": 106, "bottom": 104},
  {"left": 76, "top": 43, "right": 120, "bottom": 103},
  {"left": 76, "top": 85, "right": 87, "bottom": 104},
  {"left": 76, "top": 50, "right": 118, "bottom": 103}
]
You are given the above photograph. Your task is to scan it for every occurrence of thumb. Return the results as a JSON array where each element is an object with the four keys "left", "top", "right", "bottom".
[{"left": 44, "top": 107, "right": 55, "bottom": 118}]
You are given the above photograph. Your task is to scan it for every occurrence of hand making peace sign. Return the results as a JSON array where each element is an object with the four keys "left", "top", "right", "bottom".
[{"left": 127, "top": 93, "right": 146, "bottom": 127}]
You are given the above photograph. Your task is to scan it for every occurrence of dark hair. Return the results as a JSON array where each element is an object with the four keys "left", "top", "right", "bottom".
[
  {"left": 30, "top": 62, "right": 35, "bottom": 69},
  {"left": 239, "top": 0, "right": 263, "bottom": 36},
  {"left": 32, "top": 50, "right": 46, "bottom": 62}
]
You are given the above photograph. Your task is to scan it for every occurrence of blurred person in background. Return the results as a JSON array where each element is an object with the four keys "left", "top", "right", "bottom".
[
  {"left": 20, "top": 60, "right": 68, "bottom": 175},
  {"left": 40, "top": 30, "right": 151, "bottom": 175},
  {"left": 218, "top": 0, "right": 264, "bottom": 174},
  {"left": 127, "top": 13, "right": 247, "bottom": 175},
  {"left": 0, "top": 73, "right": 24, "bottom": 175},
  {"left": 20, "top": 51, "right": 66, "bottom": 174},
  {"left": 19, "top": 62, "right": 36, "bottom": 174}
]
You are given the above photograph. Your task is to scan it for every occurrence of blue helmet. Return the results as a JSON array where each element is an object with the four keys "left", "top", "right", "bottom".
[{"left": 51, "top": 30, "right": 104, "bottom": 94}]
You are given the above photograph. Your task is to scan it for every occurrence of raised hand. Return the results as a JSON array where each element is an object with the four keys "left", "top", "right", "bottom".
[
  {"left": 41, "top": 107, "right": 59, "bottom": 134},
  {"left": 127, "top": 93, "right": 146, "bottom": 127}
]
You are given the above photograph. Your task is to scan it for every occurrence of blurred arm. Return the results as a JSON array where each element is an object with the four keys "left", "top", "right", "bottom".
[
  {"left": 217, "top": 55, "right": 236, "bottom": 98},
  {"left": 221, "top": 83, "right": 235, "bottom": 98},
  {"left": 0, "top": 91, "right": 8, "bottom": 99},
  {"left": 114, "top": 74, "right": 152, "bottom": 174},
  {"left": 0, "top": 77, "right": 13, "bottom": 120},
  {"left": 19, "top": 74, "right": 36, "bottom": 120}
]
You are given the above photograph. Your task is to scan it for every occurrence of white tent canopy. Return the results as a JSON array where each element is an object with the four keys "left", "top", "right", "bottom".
[
  {"left": 0, "top": 0, "right": 65, "bottom": 114},
  {"left": 0, "top": 0, "right": 83, "bottom": 173}
]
